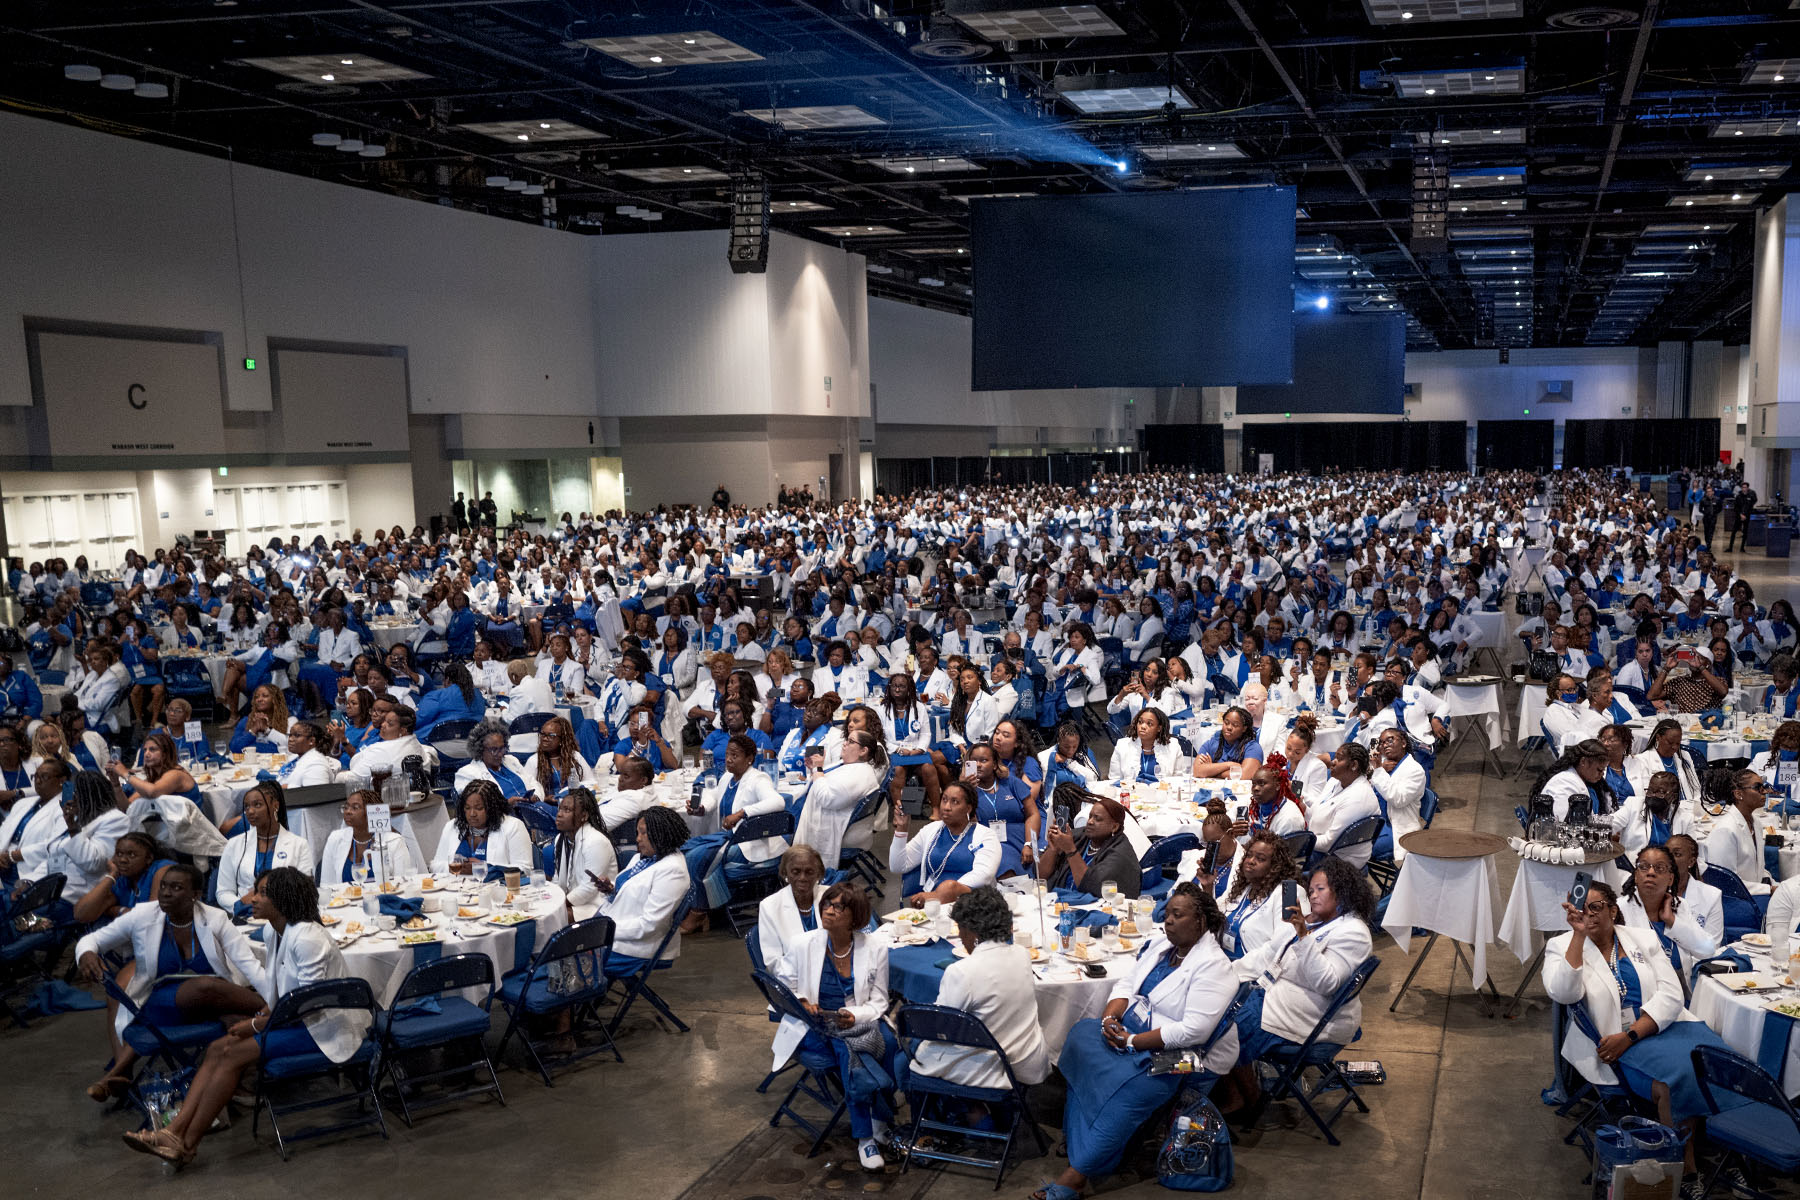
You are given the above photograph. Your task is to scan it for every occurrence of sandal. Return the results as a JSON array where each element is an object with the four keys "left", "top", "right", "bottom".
[
  {"left": 86, "top": 1075, "right": 131, "bottom": 1103},
  {"left": 1029, "top": 1182, "right": 1082, "bottom": 1200}
]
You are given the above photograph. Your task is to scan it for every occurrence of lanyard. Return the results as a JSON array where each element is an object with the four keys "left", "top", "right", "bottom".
[{"left": 920, "top": 824, "right": 971, "bottom": 891}]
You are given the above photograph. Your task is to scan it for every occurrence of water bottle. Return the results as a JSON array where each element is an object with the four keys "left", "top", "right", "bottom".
[{"left": 1173, "top": 1115, "right": 1193, "bottom": 1148}]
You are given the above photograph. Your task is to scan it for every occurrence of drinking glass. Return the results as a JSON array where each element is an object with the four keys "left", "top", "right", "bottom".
[
  {"left": 351, "top": 860, "right": 370, "bottom": 889},
  {"left": 376, "top": 914, "right": 397, "bottom": 933},
  {"left": 1102, "top": 926, "right": 1121, "bottom": 953},
  {"left": 530, "top": 868, "right": 547, "bottom": 891},
  {"left": 922, "top": 898, "right": 942, "bottom": 921},
  {"left": 1074, "top": 925, "right": 1092, "bottom": 948}
]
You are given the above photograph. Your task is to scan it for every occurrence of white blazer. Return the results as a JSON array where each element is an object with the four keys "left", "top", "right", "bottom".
[
  {"left": 1617, "top": 891, "right": 1718, "bottom": 973},
  {"left": 1631, "top": 746, "right": 1703, "bottom": 810},
  {"left": 216, "top": 826, "right": 315, "bottom": 910},
  {"left": 1053, "top": 645, "right": 1106, "bottom": 707},
  {"left": 770, "top": 926, "right": 889, "bottom": 1071},
  {"left": 598, "top": 851, "right": 690, "bottom": 960},
  {"left": 1609, "top": 795, "right": 1696, "bottom": 855},
  {"left": 877, "top": 701, "right": 932, "bottom": 752},
  {"left": 76, "top": 900, "right": 264, "bottom": 1038},
  {"left": 523, "top": 752, "right": 596, "bottom": 799},
  {"left": 1765, "top": 875, "right": 1800, "bottom": 942},
  {"left": 1308, "top": 777, "right": 1382, "bottom": 869},
  {"left": 947, "top": 691, "right": 1002, "bottom": 747},
  {"left": 703, "top": 768, "right": 789, "bottom": 865},
  {"left": 1371, "top": 755, "right": 1427, "bottom": 862},
  {"left": 429, "top": 813, "right": 534, "bottom": 875},
  {"left": 1237, "top": 914, "right": 1374, "bottom": 1045},
  {"left": 792, "top": 761, "right": 881, "bottom": 871},
  {"left": 452, "top": 756, "right": 534, "bottom": 798},
  {"left": 261, "top": 920, "right": 372, "bottom": 1063},
  {"left": 1543, "top": 925, "right": 1701, "bottom": 1086},
  {"left": 890, "top": 820, "right": 1002, "bottom": 892},
  {"left": 1108, "top": 738, "right": 1188, "bottom": 784},
  {"left": 756, "top": 885, "right": 822, "bottom": 972},
  {"left": 1111, "top": 933, "right": 1241, "bottom": 1073},
  {"left": 1222, "top": 884, "right": 1310, "bottom": 962},
  {"left": 551, "top": 824, "right": 617, "bottom": 919},
  {"left": 1702, "top": 807, "right": 1772, "bottom": 895},
  {"left": 317, "top": 827, "right": 418, "bottom": 885},
  {"left": 910, "top": 940, "right": 1051, "bottom": 1088},
  {"left": 346, "top": 734, "right": 435, "bottom": 788}
]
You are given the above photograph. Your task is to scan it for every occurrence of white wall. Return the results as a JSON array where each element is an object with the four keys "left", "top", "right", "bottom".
[
  {"left": 616, "top": 418, "right": 771, "bottom": 511},
  {"left": 0, "top": 111, "right": 599, "bottom": 419},
  {"left": 343, "top": 464, "right": 415, "bottom": 536}
]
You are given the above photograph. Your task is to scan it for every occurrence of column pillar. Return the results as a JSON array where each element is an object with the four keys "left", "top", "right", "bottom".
[{"left": 1747, "top": 195, "right": 1800, "bottom": 501}]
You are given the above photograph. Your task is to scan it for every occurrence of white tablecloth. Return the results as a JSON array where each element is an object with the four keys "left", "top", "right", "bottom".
[
  {"left": 367, "top": 622, "right": 418, "bottom": 651},
  {"left": 317, "top": 879, "right": 571, "bottom": 1006},
  {"left": 1442, "top": 681, "right": 1503, "bottom": 750},
  {"left": 1382, "top": 850, "right": 1502, "bottom": 988},
  {"left": 1498, "top": 855, "right": 1628, "bottom": 964},
  {"left": 1180, "top": 712, "right": 1346, "bottom": 760},
  {"left": 1466, "top": 610, "right": 1506, "bottom": 651},
  {"left": 1517, "top": 687, "right": 1546, "bottom": 746},
  {"left": 1690, "top": 968, "right": 1800, "bottom": 1095}
]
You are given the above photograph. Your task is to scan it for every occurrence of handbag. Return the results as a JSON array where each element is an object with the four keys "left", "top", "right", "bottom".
[{"left": 1156, "top": 1093, "right": 1233, "bottom": 1192}]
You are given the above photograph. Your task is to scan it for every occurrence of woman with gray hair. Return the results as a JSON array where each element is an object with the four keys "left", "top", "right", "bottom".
[
  {"left": 451, "top": 718, "right": 532, "bottom": 799},
  {"left": 755, "top": 843, "right": 826, "bottom": 970},
  {"left": 908, "top": 884, "right": 1049, "bottom": 1089}
]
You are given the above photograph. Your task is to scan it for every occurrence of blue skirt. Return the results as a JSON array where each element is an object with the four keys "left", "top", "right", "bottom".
[
  {"left": 255, "top": 1023, "right": 322, "bottom": 1060},
  {"left": 1060, "top": 1017, "right": 1181, "bottom": 1178},
  {"left": 1616, "top": 1021, "right": 1745, "bottom": 1123},
  {"left": 138, "top": 979, "right": 194, "bottom": 1028},
  {"left": 1232, "top": 990, "right": 1300, "bottom": 1067}
]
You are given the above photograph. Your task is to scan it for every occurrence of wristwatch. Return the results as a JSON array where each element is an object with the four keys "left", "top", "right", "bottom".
[{"left": 1625, "top": 1028, "right": 1640, "bottom": 1044}]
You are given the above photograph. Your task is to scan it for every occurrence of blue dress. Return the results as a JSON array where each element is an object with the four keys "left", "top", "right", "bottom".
[
  {"left": 1609, "top": 953, "right": 1742, "bottom": 1122},
  {"left": 797, "top": 955, "right": 898, "bottom": 1140},
  {"left": 111, "top": 860, "right": 177, "bottom": 911},
  {"left": 902, "top": 824, "right": 979, "bottom": 897},
  {"left": 140, "top": 924, "right": 215, "bottom": 1026},
  {"left": 973, "top": 778, "right": 1028, "bottom": 878},
  {"left": 1060, "top": 950, "right": 1193, "bottom": 1177}
]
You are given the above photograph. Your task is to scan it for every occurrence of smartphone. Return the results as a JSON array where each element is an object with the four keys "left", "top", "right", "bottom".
[
  {"left": 1201, "top": 840, "right": 1222, "bottom": 875},
  {"left": 1281, "top": 878, "right": 1300, "bottom": 921},
  {"left": 1567, "top": 870, "right": 1593, "bottom": 913},
  {"left": 1291, "top": 779, "right": 1306, "bottom": 799}
]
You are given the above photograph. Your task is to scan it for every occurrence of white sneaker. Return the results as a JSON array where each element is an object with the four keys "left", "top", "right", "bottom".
[{"left": 858, "top": 1138, "right": 886, "bottom": 1171}]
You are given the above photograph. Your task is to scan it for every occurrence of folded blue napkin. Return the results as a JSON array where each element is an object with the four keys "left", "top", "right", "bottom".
[{"left": 378, "top": 894, "right": 424, "bottom": 921}]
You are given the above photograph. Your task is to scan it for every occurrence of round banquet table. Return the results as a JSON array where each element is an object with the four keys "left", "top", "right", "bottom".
[
  {"left": 159, "top": 649, "right": 233, "bottom": 699},
  {"left": 1688, "top": 946, "right": 1800, "bottom": 1097},
  {"left": 366, "top": 621, "right": 419, "bottom": 651},
  {"left": 1381, "top": 829, "right": 1507, "bottom": 1001},
  {"left": 1178, "top": 710, "right": 1346, "bottom": 760},
  {"left": 1498, "top": 853, "right": 1629, "bottom": 967},
  {"left": 295, "top": 877, "right": 571, "bottom": 1006},
  {"left": 880, "top": 883, "right": 1152, "bottom": 1062}
]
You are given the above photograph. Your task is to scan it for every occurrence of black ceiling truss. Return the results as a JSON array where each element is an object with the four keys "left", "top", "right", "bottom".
[{"left": 6, "top": 0, "right": 1800, "bottom": 348}]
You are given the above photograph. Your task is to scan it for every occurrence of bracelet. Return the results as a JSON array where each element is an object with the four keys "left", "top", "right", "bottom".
[
  {"left": 252, "top": 1013, "right": 266, "bottom": 1032},
  {"left": 1126, "top": 1033, "right": 1137, "bottom": 1051}
]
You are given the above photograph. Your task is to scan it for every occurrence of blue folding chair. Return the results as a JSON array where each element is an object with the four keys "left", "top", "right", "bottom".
[
  {"left": 721, "top": 810, "right": 798, "bottom": 936},
  {"left": 604, "top": 879, "right": 699, "bottom": 1037},
  {"left": 750, "top": 968, "right": 860, "bottom": 1157},
  {"left": 161, "top": 656, "right": 217, "bottom": 723},
  {"left": 99, "top": 975, "right": 227, "bottom": 1129},
  {"left": 513, "top": 800, "right": 558, "bottom": 845},
  {"left": 0, "top": 872, "right": 69, "bottom": 1028},
  {"left": 1312, "top": 814, "right": 1383, "bottom": 877},
  {"left": 837, "top": 788, "right": 889, "bottom": 896},
  {"left": 1699, "top": 865, "right": 1766, "bottom": 942},
  {"left": 496, "top": 914, "right": 622, "bottom": 1084},
  {"left": 507, "top": 712, "right": 555, "bottom": 741},
  {"left": 1280, "top": 830, "right": 1316, "bottom": 868},
  {"left": 375, "top": 952, "right": 504, "bottom": 1126},
  {"left": 1255, "top": 955, "right": 1382, "bottom": 1146},
  {"left": 1554, "top": 1001, "right": 1651, "bottom": 1162},
  {"left": 896, "top": 1004, "right": 1051, "bottom": 1188},
  {"left": 1138, "top": 833, "right": 1200, "bottom": 901},
  {"left": 1690, "top": 1044, "right": 1800, "bottom": 1198},
  {"left": 426, "top": 719, "right": 479, "bottom": 796},
  {"left": 251, "top": 978, "right": 386, "bottom": 1159},
  {"left": 1419, "top": 787, "right": 1440, "bottom": 828}
]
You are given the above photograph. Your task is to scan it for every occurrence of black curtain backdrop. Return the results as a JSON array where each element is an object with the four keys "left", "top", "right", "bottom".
[
  {"left": 1477, "top": 420, "right": 1555, "bottom": 471},
  {"left": 1141, "top": 424, "right": 1226, "bottom": 472},
  {"left": 1239, "top": 421, "right": 1466, "bottom": 473},
  {"left": 1562, "top": 419, "right": 1720, "bottom": 471}
]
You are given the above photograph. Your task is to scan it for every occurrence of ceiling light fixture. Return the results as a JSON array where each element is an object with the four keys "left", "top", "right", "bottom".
[
  {"left": 358, "top": 143, "right": 385, "bottom": 157},
  {"left": 134, "top": 82, "right": 168, "bottom": 98},
  {"left": 335, "top": 138, "right": 364, "bottom": 152},
  {"left": 319, "top": 73, "right": 335, "bottom": 81},
  {"left": 64, "top": 64, "right": 103, "bottom": 82},
  {"left": 99, "top": 74, "right": 136, "bottom": 90},
  {"left": 505, "top": 179, "right": 528, "bottom": 191},
  {"left": 516, "top": 133, "right": 530, "bottom": 141},
  {"left": 486, "top": 175, "right": 511, "bottom": 187},
  {"left": 312, "top": 132, "right": 342, "bottom": 146},
  {"left": 648, "top": 55, "right": 663, "bottom": 63}
]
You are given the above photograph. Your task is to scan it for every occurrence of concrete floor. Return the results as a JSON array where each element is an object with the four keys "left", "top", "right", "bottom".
[{"left": 4, "top": 547, "right": 1796, "bottom": 1199}]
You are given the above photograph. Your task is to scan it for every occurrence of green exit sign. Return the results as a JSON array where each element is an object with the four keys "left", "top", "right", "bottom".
[{"left": 243, "top": 357, "right": 257, "bottom": 371}]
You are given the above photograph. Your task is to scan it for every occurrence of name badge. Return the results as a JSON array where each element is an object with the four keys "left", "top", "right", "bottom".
[{"left": 1779, "top": 760, "right": 1798, "bottom": 789}]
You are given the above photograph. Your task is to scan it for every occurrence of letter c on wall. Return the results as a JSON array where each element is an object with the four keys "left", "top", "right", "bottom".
[{"left": 127, "top": 383, "right": 147, "bottom": 410}]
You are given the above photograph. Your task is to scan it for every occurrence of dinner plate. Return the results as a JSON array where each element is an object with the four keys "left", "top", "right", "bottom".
[
  {"left": 1059, "top": 945, "right": 1112, "bottom": 963},
  {"left": 399, "top": 931, "right": 441, "bottom": 946},
  {"left": 451, "top": 905, "right": 490, "bottom": 921},
  {"left": 880, "top": 909, "right": 935, "bottom": 926},
  {"left": 397, "top": 915, "right": 439, "bottom": 933},
  {"left": 1718, "top": 974, "right": 1781, "bottom": 992},
  {"left": 1740, "top": 933, "right": 1773, "bottom": 948},
  {"left": 486, "top": 912, "right": 533, "bottom": 928},
  {"left": 418, "top": 880, "right": 448, "bottom": 893}
]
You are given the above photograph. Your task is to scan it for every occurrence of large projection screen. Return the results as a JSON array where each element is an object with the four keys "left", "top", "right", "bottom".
[
  {"left": 1235, "top": 311, "right": 1406, "bottom": 415},
  {"left": 970, "top": 188, "right": 1296, "bottom": 390}
]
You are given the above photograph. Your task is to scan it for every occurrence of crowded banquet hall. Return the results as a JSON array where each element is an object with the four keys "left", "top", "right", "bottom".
[{"left": 7, "top": 4, "right": 1800, "bottom": 1200}]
